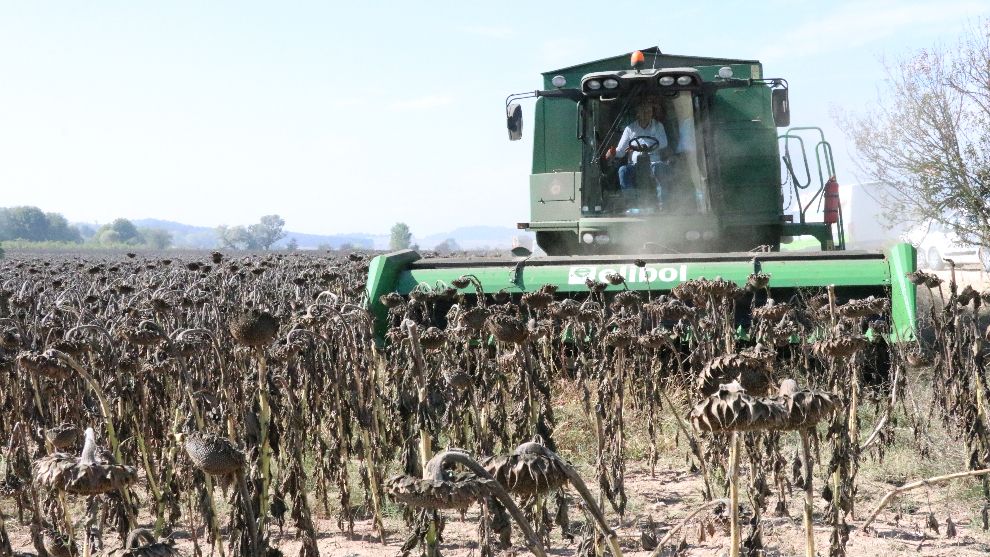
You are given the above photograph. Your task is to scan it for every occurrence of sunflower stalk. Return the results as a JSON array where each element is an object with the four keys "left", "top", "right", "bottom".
[
  {"left": 255, "top": 347, "right": 273, "bottom": 536},
  {"left": 728, "top": 431, "right": 742, "bottom": 557},
  {"left": 51, "top": 350, "right": 137, "bottom": 531}
]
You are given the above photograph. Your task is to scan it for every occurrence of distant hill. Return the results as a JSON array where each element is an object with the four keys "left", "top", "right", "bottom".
[{"left": 129, "top": 219, "right": 532, "bottom": 251}]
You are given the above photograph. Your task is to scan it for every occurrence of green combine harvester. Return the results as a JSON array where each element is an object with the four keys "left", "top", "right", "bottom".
[{"left": 365, "top": 48, "right": 916, "bottom": 340}]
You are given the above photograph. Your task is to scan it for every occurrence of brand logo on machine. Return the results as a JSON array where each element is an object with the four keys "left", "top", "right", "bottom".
[{"left": 567, "top": 264, "right": 687, "bottom": 285}]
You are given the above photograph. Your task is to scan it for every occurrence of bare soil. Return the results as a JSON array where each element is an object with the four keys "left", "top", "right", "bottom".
[{"left": 5, "top": 460, "right": 989, "bottom": 557}]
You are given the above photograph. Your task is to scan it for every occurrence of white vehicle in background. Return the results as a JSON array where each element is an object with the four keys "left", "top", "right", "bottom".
[
  {"left": 906, "top": 219, "right": 990, "bottom": 271},
  {"left": 837, "top": 181, "right": 915, "bottom": 250},
  {"left": 836, "top": 182, "right": 988, "bottom": 271}
]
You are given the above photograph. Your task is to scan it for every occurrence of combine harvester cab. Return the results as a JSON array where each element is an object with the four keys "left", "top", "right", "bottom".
[{"left": 366, "top": 48, "right": 916, "bottom": 344}]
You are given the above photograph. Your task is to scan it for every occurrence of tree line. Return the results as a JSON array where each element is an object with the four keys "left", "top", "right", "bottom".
[
  {"left": 0, "top": 207, "right": 295, "bottom": 252},
  {"left": 0, "top": 207, "right": 173, "bottom": 249}
]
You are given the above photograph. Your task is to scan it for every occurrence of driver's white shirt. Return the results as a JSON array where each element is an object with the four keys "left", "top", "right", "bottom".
[{"left": 616, "top": 120, "right": 668, "bottom": 164}]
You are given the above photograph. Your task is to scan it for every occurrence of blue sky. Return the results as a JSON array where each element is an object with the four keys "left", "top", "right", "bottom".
[{"left": 1, "top": 1, "right": 986, "bottom": 236}]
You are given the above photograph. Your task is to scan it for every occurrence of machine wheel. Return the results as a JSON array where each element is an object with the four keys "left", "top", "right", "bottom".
[
  {"left": 927, "top": 247, "right": 944, "bottom": 271},
  {"left": 536, "top": 231, "right": 579, "bottom": 256}
]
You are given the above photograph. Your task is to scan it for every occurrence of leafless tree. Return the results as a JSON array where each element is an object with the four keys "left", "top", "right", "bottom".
[{"left": 836, "top": 19, "right": 990, "bottom": 247}]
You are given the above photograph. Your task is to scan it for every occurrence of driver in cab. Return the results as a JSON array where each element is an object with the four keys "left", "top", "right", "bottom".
[{"left": 605, "top": 102, "right": 670, "bottom": 207}]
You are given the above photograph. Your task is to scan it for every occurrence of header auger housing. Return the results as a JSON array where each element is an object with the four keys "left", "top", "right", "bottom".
[{"left": 365, "top": 48, "right": 917, "bottom": 343}]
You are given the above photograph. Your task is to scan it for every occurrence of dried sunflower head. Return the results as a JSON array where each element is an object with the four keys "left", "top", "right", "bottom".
[
  {"left": 551, "top": 298, "right": 581, "bottom": 319},
  {"left": 645, "top": 296, "right": 695, "bottom": 321},
  {"left": 105, "top": 528, "right": 179, "bottom": 557},
  {"left": 584, "top": 279, "right": 607, "bottom": 293},
  {"left": 228, "top": 308, "right": 279, "bottom": 347},
  {"left": 604, "top": 272, "right": 625, "bottom": 286},
  {"left": 17, "top": 350, "right": 72, "bottom": 380},
  {"left": 387, "top": 450, "right": 491, "bottom": 510},
  {"left": 746, "top": 272, "right": 771, "bottom": 291},
  {"left": 492, "top": 289, "right": 512, "bottom": 304},
  {"left": 482, "top": 439, "right": 568, "bottom": 497},
  {"left": 457, "top": 306, "right": 489, "bottom": 332},
  {"left": 837, "top": 296, "right": 889, "bottom": 318},
  {"left": 486, "top": 314, "right": 529, "bottom": 344},
  {"left": 118, "top": 320, "right": 168, "bottom": 347},
  {"left": 380, "top": 292, "right": 404, "bottom": 309},
  {"left": 45, "top": 424, "right": 80, "bottom": 451},
  {"left": 956, "top": 285, "right": 979, "bottom": 306},
  {"left": 418, "top": 327, "right": 447, "bottom": 351},
  {"left": 774, "top": 379, "right": 835, "bottom": 430},
  {"left": 603, "top": 328, "right": 635, "bottom": 348},
  {"left": 812, "top": 335, "right": 869, "bottom": 359},
  {"left": 611, "top": 290, "right": 641, "bottom": 311},
  {"left": 690, "top": 382, "right": 786, "bottom": 433},
  {"left": 698, "top": 353, "right": 773, "bottom": 396},
  {"left": 639, "top": 327, "right": 673, "bottom": 349},
  {"left": 442, "top": 366, "right": 473, "bottom": 391},
  {"left": 752, "top": 299, "right": 791, "bottom": 322},
  {"left": 0, "top": 328, "right": 21, "bottom": 350},
  {"left": 521, "top": 290, "right": 554, "bottom": 310},
  {"left": 33, "top": 428, "right": 137, "bottom": 495},
  {"left": 179, "top": 432, "right": 245, "bottom": 476}
]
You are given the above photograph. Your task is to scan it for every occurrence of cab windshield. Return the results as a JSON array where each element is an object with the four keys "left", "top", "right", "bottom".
[{"left": 581, "top": 91, "right": 711, "bottom": 216}]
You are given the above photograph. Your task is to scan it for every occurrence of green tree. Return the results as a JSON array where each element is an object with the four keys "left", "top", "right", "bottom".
[
  {"left": 139, "top": 227, "right": 174, "bottom": 249},
  {"left": 836, "top": 20, "right": 990, "bottom": 247},
  {"left": 96, "top": 228, "right": 122, "bottom": 244},
  {"left": 249, "top": 214, "right": 286, "bottom": 250},
  {"left": 434, "top": 237, "right": 460, "bottom": 255},
  {"left": 76, "top": 223, "right": 97, "bottom": 240},
  {"left": 95, "top": 218, "right": 141, "bottom": 245},
  {"left": 216, "top": 225, "right": 259, "bottom": 250},
  {"left": 0, "top": 206, "right": 48, "bottom": 241},
  {"left": 389, "top": 222, "right": 412, "bottom": 250},
  {"left": 286, "top": 238, "right": 299, "bottom": 251},
  {"left": 44, "top": 213, "right": 82, "bottom": 243}
]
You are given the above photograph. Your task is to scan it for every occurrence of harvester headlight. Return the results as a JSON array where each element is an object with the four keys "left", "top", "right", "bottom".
[
  {"left": 603, "top": 78, "right": 619, "bottom": 89},
  {"left": 658, "top": 76, "right": 675, "bottom": 86},
  {"left": 582, "top": 233, "right": 595, "bottom": 244},
  {"left": 702, "top": 230, "right": 716, "bottom": 240},
  {"left": 676, "top": 75, "right": 693, "bottom": 86},
  {"left": 685, "top": 230, "right": 701, "bottom": 241},
  {"left": 596, "top": 234, "right": 611, "bottom": 244},
  {"left": 587, "top": 80, "right": 602, "bottom": 90},
  {"left": 551, "top": 75, "right": 567, "bottom": 88},
  {"left": 718, "top": 66, "right": 733, "bottom": 79}
]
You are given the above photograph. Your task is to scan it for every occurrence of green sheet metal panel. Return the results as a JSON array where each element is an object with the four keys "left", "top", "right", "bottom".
[
  {"left": 534, "top": 98, "right": 581, "bottom": 174},
  {"left": 710, "top": 85, "right": 779, "bottom": 221},
  {"left": 758, "top": 258, "right": 890, "bottom": 287},
  {"left": 714, "top": 126, "right": 780, "bottom": 219},
  {"left": 713, "top": 85, "right": 772, "bottom": 124},
  {"left": 530, "top": 172, "right": 581, "bottom": 222},
  {"left": 397, "top": 259, "right": 742, "bottom": 294}
]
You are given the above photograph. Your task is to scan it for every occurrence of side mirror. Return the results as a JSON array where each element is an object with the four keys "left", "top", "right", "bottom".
[
  {"left": 772, "top": 88, "right": 790, "bottom": 128},
  {"left": 506, "top": 102, "right": 523, "bottom": 141}
]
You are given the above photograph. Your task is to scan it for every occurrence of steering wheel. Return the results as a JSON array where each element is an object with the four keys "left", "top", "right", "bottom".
[{"left": 628, "top": 135, "right": 660, "bottom": 153}]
